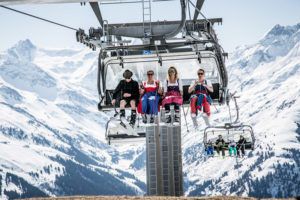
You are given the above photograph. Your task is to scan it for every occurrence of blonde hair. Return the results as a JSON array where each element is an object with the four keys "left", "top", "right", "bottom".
[{"left": 167, "top": 66, "right": 178, "bottom": 81}]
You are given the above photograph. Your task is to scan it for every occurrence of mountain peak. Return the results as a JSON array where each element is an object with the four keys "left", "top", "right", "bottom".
[
  {"left": 7, "top": 39, "right": 36, "bottom": 62},
  {"left": 265, "top": 23, "right": 300, "bottom": 38},
  {"left": 15, "top": 39, "right": 36, "bottom": 50}
]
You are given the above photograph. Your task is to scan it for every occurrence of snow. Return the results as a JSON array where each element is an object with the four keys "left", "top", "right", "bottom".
[
  {"left": 182, "top": 23, "right": 300, "bottom": 197},
  {"left": 0, "top": 22, "right": 300, "bottom": 199}
]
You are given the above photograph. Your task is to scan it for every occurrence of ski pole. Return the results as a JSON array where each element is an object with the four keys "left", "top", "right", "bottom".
[{"left": 182, "top": 105, "right": 189, "bottom": 132}]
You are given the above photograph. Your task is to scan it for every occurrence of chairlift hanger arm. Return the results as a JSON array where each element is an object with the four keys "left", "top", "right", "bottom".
[
  {"left": 89, "top": 2, "right": 104, "bottom": 27},
  {"left": 193, "top": 0, "right": 205, "bottom": 22}
]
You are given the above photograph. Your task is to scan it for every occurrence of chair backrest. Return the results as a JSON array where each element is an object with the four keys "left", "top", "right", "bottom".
[
  {"left": 209, "top": 83, "right": 220, "bottom": 100},
  {"left": 182, "top": 85, "right": 191, "bottom": 103}
]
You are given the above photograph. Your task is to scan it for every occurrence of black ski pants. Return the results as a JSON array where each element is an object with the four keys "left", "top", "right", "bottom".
[
  {"left": 216, "top": 146, "right": 225, "bottom": 156},
  {"left": 237, "top": 144, "right": 245, "bottom": 156}
]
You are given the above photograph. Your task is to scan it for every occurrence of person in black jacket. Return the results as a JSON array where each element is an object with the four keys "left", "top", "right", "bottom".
[
  {"left": 237, "top": 135, "right": 246, "bottom": 157},
  {"left": 215, "top": 135, "right": 226, "bottom": 158},
  {"left": 111, "top": 69, "right": 139, "bottom": 126}
]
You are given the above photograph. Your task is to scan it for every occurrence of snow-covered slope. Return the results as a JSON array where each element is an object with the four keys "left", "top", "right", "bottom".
[
  {"left": 0, "top": 40, "right": 146, "bottom": 199},
  {"left": 183, "top": 23, "right": 300, "bottom": 198},
  {"left": 0, "top": 23, "right": 299, "bottom": 199}
]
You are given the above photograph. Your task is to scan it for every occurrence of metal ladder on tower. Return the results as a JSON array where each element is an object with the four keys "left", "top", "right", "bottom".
[{"left": 142, "top": 0, "right": 152, "bottom": 37}]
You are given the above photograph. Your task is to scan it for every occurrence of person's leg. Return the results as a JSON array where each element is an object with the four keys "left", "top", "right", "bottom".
[
  {"left": 120, "top": 100, "right": 127, "bottom": 119},
  {"left": 221, "top": 146, "right": 225, "bottom": 157},
  {"left": 174, "top": 103, "right": 180, "bottom": 122},
  {"left": 165, "top": 104, "right": 171, "bottom": 123},
  {"left": 233, "top": 147, "right": 237, "bottom": 155},
  {"left": 229, "top": 147, "right": 232, "bottom": 156},
  {"left": 130, "top": 100, "right": 137, "bottom": 126},
  {"left": 147, "top": 97, "right": 155, "bottom": 123},
  {"left": 241, "top": 145, "right": 245, "bottom": 156},
  {"left": 202, "top": 96, "right": 211, "bottom": 126},
  {"left": 148, "top": 96, "right": 159, "bottom": 115},
  {"left": 203, "top": 101, "right": 211, "bottom": 116},
  {"left": 149, "top": 96, "right": 159, "bottom": 123},
  {"left": 216, "top": 146, "right": 220, "bottom": 156},
  {"left": 237, "top": 145, "right": 240, "bottom": 157},
  {"left": 190, "top": 97, "right": 198, "bottom": 116},
  {"left": 140, "top": 96, "right": 148, "bottom": 123},
  {"left": 206, "top": 149, "right": 210, "bottom": 155},
  {"left": 196, "top": 94, "right": 204, "bottom": 111},
  {"left": 141, "top": 96, "right": 148, "bottom": 113},
  {"left": 190, "top": 97, "right": 198, "bottom": 127}
]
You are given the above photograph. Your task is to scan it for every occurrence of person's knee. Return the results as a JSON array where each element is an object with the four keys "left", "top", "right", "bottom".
[
  {"left": 130, "top": 100, "right": 136, "bottom": 109},
  {"left": 120, "top": 100, "right": 126, "bottom": 108},
  {"left": 191, "top": 97, "right": 197, "bottom": 104}
]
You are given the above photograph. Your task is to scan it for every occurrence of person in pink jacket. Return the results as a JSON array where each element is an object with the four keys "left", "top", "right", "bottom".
[{"left": 162, "top": 66, "right": 183, "bottom": 123}]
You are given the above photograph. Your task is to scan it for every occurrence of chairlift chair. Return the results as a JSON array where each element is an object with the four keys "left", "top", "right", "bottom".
[{"left": 203, "top": 123, "right": 255, "bottom": 151}]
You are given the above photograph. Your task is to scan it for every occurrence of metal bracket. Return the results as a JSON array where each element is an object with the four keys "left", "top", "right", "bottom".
[
  {"left": 155, "top": 45, "right": 162, "bottom": 66},
  {"left": 196, "top": 51, "right": 201, "bottom": 64},
  {"left": 222, "top": 52, "right": 228, "bottom": 59}
]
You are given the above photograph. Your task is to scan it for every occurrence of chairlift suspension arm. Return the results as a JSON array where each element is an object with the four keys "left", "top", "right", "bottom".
[
  {"left": 89, "top": 2, "right": 104, "bottom": 27},
  {"left": 192, "top": 0, "right": 205, "bottom": 22},
  {"left": 233, "top": 95, "right": 240, "bottom": 123}
]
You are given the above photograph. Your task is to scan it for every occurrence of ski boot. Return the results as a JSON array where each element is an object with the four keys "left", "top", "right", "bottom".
[
  {"left": 202, "top": 113, "right": 211, "bottom": 126},
  {"left": 142, "top": 113, "right": 147, "bottom": 124},
  {"left": 120, "top": 109, "right": 127, "bottom": 128},
  {"left": 129, "top": 110, "right": 137, "bottom": 128},
  {"left": 191, "top": 113, "right": 198, "bottom": 130},
  {"left": 174, "top": 113, "right": 180, "bottom": 123},
  {"left": 150, "top": 115, "right": 155, "bottom": 124},
  {"left": 165, "top": 114, "right": 172, "bottom": 124}
]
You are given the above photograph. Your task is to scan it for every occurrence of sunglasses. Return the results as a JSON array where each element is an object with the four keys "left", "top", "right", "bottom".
[
  {"left": 198, "top": 73, "right": 204, "bottom": 75},
  {"left": 168, "top": 70, "right": 176, "bottom": 73},
  {"left": 147, "top": 73, "right": 154, "bottom": 76}
]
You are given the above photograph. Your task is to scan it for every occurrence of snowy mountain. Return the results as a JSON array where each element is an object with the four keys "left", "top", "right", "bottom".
[
  {"left": 183, "top": 23, "right": 300, "bottom": 198},
  {"left": 0, "top": 40, "right": 146, "bottom": 199},
  {"left": 0, "top": 23, "right": 300, "bottom": 199}
]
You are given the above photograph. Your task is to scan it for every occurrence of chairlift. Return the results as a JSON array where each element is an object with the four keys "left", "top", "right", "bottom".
[{"left": 203, "top": 123, "right": 255, "bottom": 151}]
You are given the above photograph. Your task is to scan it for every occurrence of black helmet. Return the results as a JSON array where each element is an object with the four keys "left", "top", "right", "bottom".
[
  {"left": 123, "top": 69, "right": 133, "bottom": 79},
  {"left": 240, "top": 135, "right": 244, "bottom": 138}
]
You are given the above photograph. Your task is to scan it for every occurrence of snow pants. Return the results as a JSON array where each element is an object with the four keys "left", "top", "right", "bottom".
[
  {"left": 216, "top": 146, "right": 225, "bottom": 156},
  {"left": 229, "top": 147, "right": 237, "bottom": 155},
  {"left": 207, "top": 148, "right": 214, "bottom": 155},
  {"left": 237, "top": 144, "right": 245, "bottom": 156},
  {"left": 190, "top": 94, "right": 211, "bottom": 116}
]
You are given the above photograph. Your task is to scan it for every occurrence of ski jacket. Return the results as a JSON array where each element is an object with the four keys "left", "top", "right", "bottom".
[
  {"left": 113, "top": 79, "right": 139, "bottom": 100},
  {"left": 215, "top": 138, "right": 225, "bottom": 146},
  {"left": 229, "top": 141, "right": 237, "bottom": 147},
  {"left": 207, "top": 142, "right": 213, "bottom": 149},
  {"left": 238, "top": 138, "right": 246, "bottom": 145}
]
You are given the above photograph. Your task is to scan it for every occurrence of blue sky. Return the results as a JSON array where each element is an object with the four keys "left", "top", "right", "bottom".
[{"left": 0, "top": 0, "right": 300, "bottom": 52}]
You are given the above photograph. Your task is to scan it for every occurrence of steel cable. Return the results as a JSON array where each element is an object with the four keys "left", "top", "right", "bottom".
[{"left": 0, "top": 5, "right": 78, "bottom": 31}]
